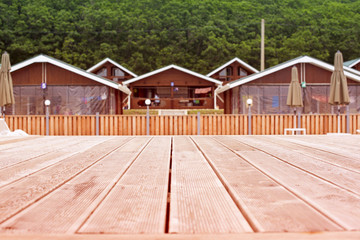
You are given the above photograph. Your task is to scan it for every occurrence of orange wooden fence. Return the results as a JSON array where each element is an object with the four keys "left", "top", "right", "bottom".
[{"left": 4, "top": 114, "right": 360, "bottom": 136}]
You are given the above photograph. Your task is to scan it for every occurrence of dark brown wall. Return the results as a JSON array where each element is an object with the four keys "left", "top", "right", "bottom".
[
  {"left": 129, "top": 68, "right": 216, "bottom": 87},
  {"left": 12, "top": 63, "right": 102, "bottom": 86},
  {"left": 224, "top": 91, "right": 232, "bottom": 114},
  {"left": 352, "top": 62, "right": 360, "bottom": 71}
]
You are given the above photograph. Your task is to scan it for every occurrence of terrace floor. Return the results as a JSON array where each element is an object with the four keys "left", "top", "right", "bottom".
[{"left": 0, "top": 135, "right": 359, "bottom": 240}]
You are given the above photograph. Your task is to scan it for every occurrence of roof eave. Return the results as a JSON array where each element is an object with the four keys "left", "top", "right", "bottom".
[
  {"left": 223, "top": 56, "right": 360, "bottom": 91},
  {"left": 10, "top": 54, "right": 130, "bottom": 93},
  {"left": 87, "top": 58, "right": 138, "bottom": 77},
  {"left": 206, "top": 57, "right": 259, "bottom": 77},
  {"left": 123, "top": 65, "right": 222, "bottom": 86}
]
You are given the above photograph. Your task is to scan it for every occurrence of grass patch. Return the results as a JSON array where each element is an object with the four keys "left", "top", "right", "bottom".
[
  {"left": 123, "top": 109, "right": 159, "bottom": 115},
  {"left": 188, "top": 109, "right": 224, "bottom": 115}
]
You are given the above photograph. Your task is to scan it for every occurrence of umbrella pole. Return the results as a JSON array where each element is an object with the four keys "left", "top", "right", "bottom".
[
  {"left": 337, "top": 105, "right": 340, "bottom": 134},
  {"left": 294, "top": 108, "right": 297, "bottom": 129}
]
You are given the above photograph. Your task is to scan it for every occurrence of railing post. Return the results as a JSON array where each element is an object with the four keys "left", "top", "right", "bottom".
[
  {"left": 248, "top": 106, "right": 252, "bottom": 135},
  {"left": 96, "top": 112, "right": 99, "bottom": 136},
  {"left": 146, "top": 106, "right": 150, "bottom": 136},
  {"left": 46, "top": 106, "right": 49, "bottom": 136},
  {"left": 346, "top": 106, "right": 349, "bottom": 134},
  {"left": 197, "top": 112, "right": 200, "bottom": 135}
]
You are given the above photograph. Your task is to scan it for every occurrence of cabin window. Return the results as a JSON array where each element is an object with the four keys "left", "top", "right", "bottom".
[
  {"left": 96, "top": 67, "right": 107, "bottom": 77},
  {"left": 219, "top": 68, "right": 226, "bottom": 78},
  {"left": 112, "top": 67, "right": 125, "bottom": 77},
  {"left": 219, "top": 67, "right": 233, "bottom": 81},
  {"left": 238, "top": 67, "right": 248, "bottom": 77}
]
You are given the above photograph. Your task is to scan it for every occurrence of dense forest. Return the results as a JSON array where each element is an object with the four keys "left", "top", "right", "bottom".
[{"left": 1, "top": 0, "right": 359, "bottom": 75}]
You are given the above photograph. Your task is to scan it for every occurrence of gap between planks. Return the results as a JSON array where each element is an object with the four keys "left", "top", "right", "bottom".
[{"left": 189, "top": 136, "right": 260, "bottom": 232}]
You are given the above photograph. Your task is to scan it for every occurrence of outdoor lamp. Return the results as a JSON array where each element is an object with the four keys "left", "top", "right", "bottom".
[
  {"left": 246, "top": 98, "right": 252, "bottom": 135},
  {"left": 145, "top": 99, "right": 151, "bottom": 135},
  {"left": 44, "top": 100, "right": 51, "bottom": 136},
  {"left": 246, "top": 98, "right": 253, "bottom": 107}
]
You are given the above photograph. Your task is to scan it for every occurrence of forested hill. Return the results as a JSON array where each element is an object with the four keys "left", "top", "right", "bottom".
[{"left": 1, "top": 0, "right": 359, "bottom": 75}]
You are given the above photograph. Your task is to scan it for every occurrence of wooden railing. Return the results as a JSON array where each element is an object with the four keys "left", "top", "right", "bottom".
[
  {"left": 132, "top": 97, "right": 213, "bottom": 109},
  {"left": 4, "top": 114, "right": 360, "bottom": 136}
]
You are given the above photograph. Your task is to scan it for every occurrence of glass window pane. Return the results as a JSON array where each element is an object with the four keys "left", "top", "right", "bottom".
[
  {"left": 349, "top": 85, "right": 359, "bottom": 113},
  {"left": 263, "top": 86, "right": 280, "bottom": 114},
  {"left": 219, "top": 68, "right": 226, "bottom": 77},
  {"left": 173, "top": 87, "right": 188, "bottom": 98},
  {"left": 96, "top": 67, "right": 107, "bottom": 77},
  {"left": 280, "top": 86, "right": 291, "bottom": 114},
  {"left": 112, "top": 67, "right": 125, "bottom": 77},
  {"left": 20, "top": 86, "right": 37, "bottom": 115},
  {"left": 156, "top": 87, "right": 171, "bottom": 98},
  {"left": 238, "top": 67, "right": 248, "bottom": 77}
]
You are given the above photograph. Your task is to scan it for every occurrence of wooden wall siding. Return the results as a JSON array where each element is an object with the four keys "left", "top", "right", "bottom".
[
  {"left": 12, "top": 63, "right": 103, "bottom": 86},
  {"left": 4, "top": 114, "right": 360, "bottom": 136}
]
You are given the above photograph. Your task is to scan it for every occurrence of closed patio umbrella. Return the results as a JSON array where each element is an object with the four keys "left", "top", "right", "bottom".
[
  {"left": 0, "top": 51, "right": 15, "bottom": 117},
  {"left": 287, "top": 66, "right": 303, "bottom": 128},
  {"left": 328, "top": 51, "right": 349, "bottom": 133}
]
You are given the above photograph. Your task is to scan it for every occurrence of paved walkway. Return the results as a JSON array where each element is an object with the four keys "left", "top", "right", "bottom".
[{"left": 0, "top": 135, "right": 359, "bottom": 239}]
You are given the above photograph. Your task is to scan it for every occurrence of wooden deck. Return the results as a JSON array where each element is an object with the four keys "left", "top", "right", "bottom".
[{"left": 0, "top": 135, "right": 359, "bottom": 239}]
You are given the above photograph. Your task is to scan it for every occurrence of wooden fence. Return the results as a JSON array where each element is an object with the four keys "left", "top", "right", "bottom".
[{"left": 4, "top": 114, "right": 360, "bottom": 136}]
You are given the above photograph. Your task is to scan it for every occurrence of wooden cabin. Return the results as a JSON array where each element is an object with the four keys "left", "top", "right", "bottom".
[
  {"left": 122, "top": 65, "right": 222, "bottom": 110},
  {"left": 8, "top": 55, "right": 130, "bottom": 115},
  {"left": 87, "top": 58, "right": 137, "bottom": 114},
  {"left": 207, "top": 57, "right": 258, "bottom": 113},
  {"left": 217, "top": 56, "right": 360, "bottom": 114}
]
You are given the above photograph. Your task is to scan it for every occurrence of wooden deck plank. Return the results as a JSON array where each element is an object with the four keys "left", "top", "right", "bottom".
[
  {"left": 279, "top": 137, "right": 360, "bottom": 172},
  {"left": 286, "top": 134, "right": 360, "bottom": 149},
  {"left": 169, "top": 136, "right": 252, "bottom": 233},
  {"left": 230, "top": 136, "right": 360, "bottom": 230},
  {"left": 0, "top": 135, "right": 359, "bottom": 238},
  {"left": 0, "top": 137, "right": 84, "bottom": 169},
  {"left": 0, "top": 231, "right": 360, "bottom": 240},
  {"left": 0, "top": 137, "right": 151, "bottom": 234},
  {"left": 192, "top": 136, "right": 341, "bottom": 232},
  {"left": 0, "top": 137, "right": 130, "bottom": 224},
  {"left": 0, "top": 136, "right": 39, "bottom": 145},
  {"left": 237, "top": 136, "right": 360, "bottom": 194},
  {"left": 78, "top": 137, "right": 171, "bottom": 234},
  {"left": 0, "top": 137, "right": 111, "bottom": 186},
  {"left": 280, "top": 136, "right": 360, "bottom": 164}
]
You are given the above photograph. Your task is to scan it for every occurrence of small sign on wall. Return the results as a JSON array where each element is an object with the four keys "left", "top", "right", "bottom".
[{"left": 41, "top": 83, "right": 47, "bottom": 89}]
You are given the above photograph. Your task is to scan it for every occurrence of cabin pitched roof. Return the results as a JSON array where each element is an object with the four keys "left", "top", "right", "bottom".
[
  {"left": 122, "top": 64, "right": 222, "bottom": 86},
  {"left": 11, "top": 54, "right": 131, "bottom": 94},
  {"left": 344, "top": 58, "right": 360, "bottom": 68},
  {"left": 206, "top": 57, "right": 259, "bottom": 77},
  {"left": 87, "top": 58, "right": 138, "bottom": 77},
  {"left": 216, "top": 55, "right": 360, "bottom": 94}
]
